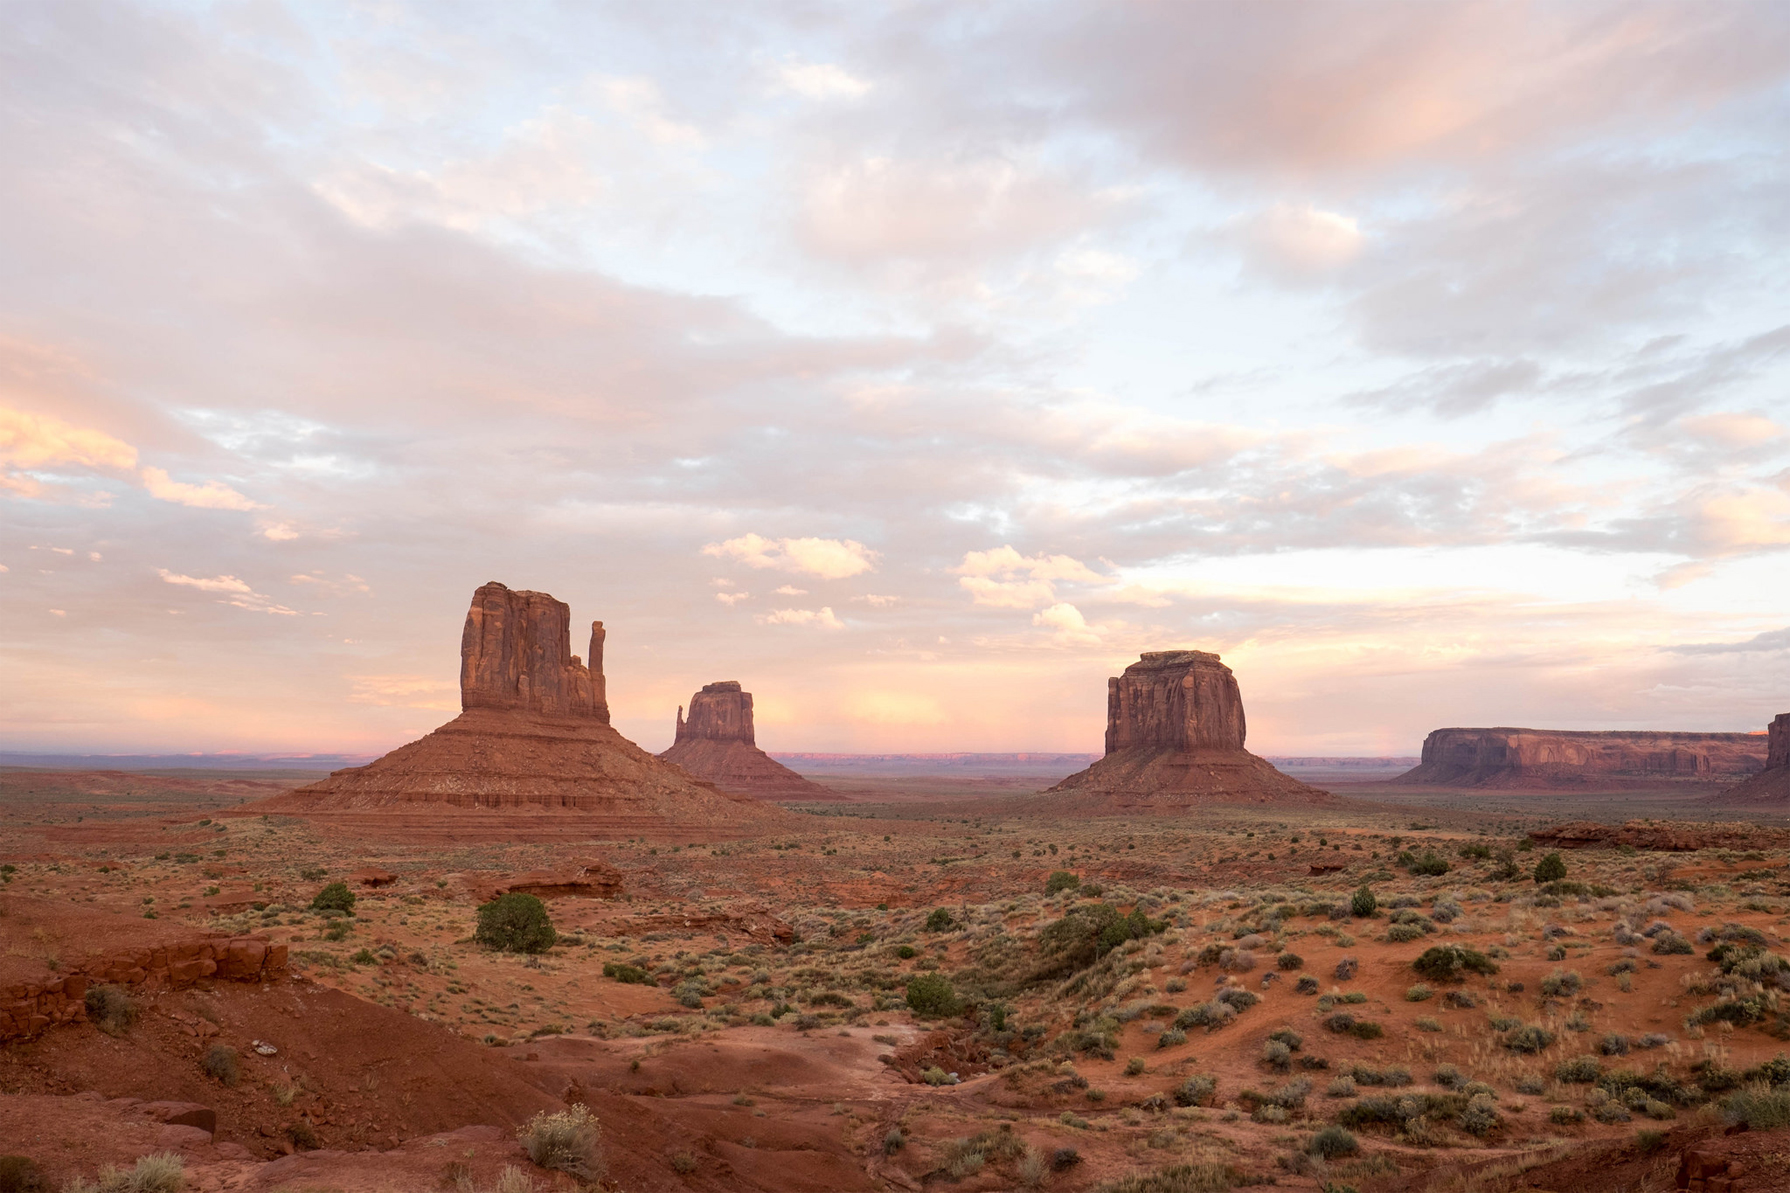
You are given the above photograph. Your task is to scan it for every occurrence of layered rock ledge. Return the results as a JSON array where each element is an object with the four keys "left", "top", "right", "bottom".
[
  {"left": 1716, "top": 713, "right": 1790, "bottom": 803},
  {"left": 1396, "top": 726, "right": 1768, "bottom": 789}
]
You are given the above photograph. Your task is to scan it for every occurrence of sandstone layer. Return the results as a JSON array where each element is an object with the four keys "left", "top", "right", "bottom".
[
  {"left": 1394, "top": 726, "right": 1768, "bottom": 789},
  {"left": 658, "top": 681, "right": 837, "bottom": 800},
  {"left": 267, "top": 583, "right": 779, "bottom": 829},
  {"left": 1043, "top": 650, "right": 1331, "bottom": 808},
  {"left": 1715, "top": 713, "right": 1790, "bottom": 803}
]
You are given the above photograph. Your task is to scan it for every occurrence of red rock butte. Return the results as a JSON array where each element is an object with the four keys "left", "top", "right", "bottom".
[
  {"left": 657, "top": 681, "right": 837, "bottom": 800},
  {"left": 1042, "top": 650, "right": 1330, "bottom": 808},
  {"left": 1716, "top": 713, "right": 1790, "bottom": 803},
  {"left": 1395, "top": 726, "right": 1769, "bottom": 789},
  {"left": 263, "top": 582, "right": 778, "bottom": 830}
]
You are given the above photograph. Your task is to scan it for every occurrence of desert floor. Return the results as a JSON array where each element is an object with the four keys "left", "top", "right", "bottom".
[{"left": 3, "top": 766, "right": 1789, "bottom": 1193}]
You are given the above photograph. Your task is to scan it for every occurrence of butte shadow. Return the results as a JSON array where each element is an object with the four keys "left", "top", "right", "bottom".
[
  {"left": 1028, "top": 649, "right": 1332, "bottom": 812},
  {"left": 257, "top": 581, "right": 785, "bottom": 833},
  {"left": 657, "top": 681, "right": 840, "bottom": 801}
]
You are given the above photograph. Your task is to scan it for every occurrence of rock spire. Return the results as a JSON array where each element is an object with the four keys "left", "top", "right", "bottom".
[{"left": 659, "top": 681, "right": 836, "bottom": 800}]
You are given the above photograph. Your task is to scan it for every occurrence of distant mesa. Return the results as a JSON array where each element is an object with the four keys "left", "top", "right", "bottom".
[
  {"left": 1714, "top": 713, "right": 1790, "bottom": 803},
  {"left": 657, "top": 681, "right": 839, "bottom": 800},
  {"left": 264, "top": 581, "right": 778, "bottom": 829},
  {"left": 1394, "top": 726, "right": 1768, "bottom": 790},
  {"left": 1042, "top": 650, "right": 1331, "bottom": 808}
]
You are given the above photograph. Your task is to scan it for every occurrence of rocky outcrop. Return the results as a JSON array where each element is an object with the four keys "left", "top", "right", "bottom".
[
  {"left": 461, "top": 581, "right": 607, "bottom": 720},
  {"left": 1395, "top": 727, "right": 1769, "bottom": 789},
  {"left": 469, "top": 861, "right": 625, "bottom": 902},
  {"left": 265, "top": 583, "right": 783, "bottom": 829},
  {"left": 657, "top": 681, "right": 837, "bottom": 800},
  {"left": 1044, "top": 651, "right": 1331, "bottom": 808},
  {"left": 1715, "top": 713, "right": 1790, "bottom": 803},
  {"left": 0, "top": 897, "right": 286, "bottom": 1043}
]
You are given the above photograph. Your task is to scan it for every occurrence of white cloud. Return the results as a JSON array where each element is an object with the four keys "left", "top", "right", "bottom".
[
  {"left": 759, "top": 606, "right": 845, "bottom": 629},
  {"left": 715, "top": 591, "right": 750, "bottom": 605},
  {"left": 773, "top": 59, "right": 872, "bottom": 100},
  {"left": 139, "top": 466, "right": 264, "bottom": 511},
  {"left": 1234, "top": 202, "right": 1365, "bottom": 280},
  {"left": 157, "top": 569, "right": 253, "bottom": 594},
  {"left": 703, "top": 533, "right": 878, "bottom": 578},
  {"left": 952, "top": 546, "right": 1110, "bottom": 608},
  {"left": 773, "top": 584, "right": 808, "bottom": 595},
  {"left": 1033, "top": 601, "right": 1102, "bottom": 645}
]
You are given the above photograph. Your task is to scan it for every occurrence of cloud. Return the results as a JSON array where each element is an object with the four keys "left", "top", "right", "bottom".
[
  {"left": 703, "top": 533, "right": 878, "bottom": 578},
  {"left": 773, "top": 59, "right": 871, "bottom": 100},
  {"left": 157, "top": 569, "right": 253, "bottom": 594},
  {"left": 953, "top": 546, "right": 1110, "bottom": 608},
  {"left": 1231, "top": 202, "right": 1364, "bottom": 281},
  {"left": 772, "top": 585, "right": 808, "bottom": 595},
  {"left": 139, "top": 466, "right": 263, "bottom": 511},
  {"left": 1668, "top": 627, "right": 1790, "bottom": 655},
  {"left": 347, "top": 674, "right": 457, "bottom": 710},
  {"left": 759, "top": 606, "right": 844, "bottom": 629},
  {"left": 0, "top": 406, "right": 137, "bottom": 496},
  {"left": 1033, "top": 601, "right": 1101, "bottom": 645},
  {"left": 715, "top": 591, "right": 749, "bottom": 605}
]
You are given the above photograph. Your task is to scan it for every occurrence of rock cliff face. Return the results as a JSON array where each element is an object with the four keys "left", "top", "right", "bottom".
[
  {"left": 269, "top": 583, "right": 781, "bottom": 828},
  {"left": 1395, "top": 727, "right": 1768, "bottom": 789},
  {"left": 1046, "top": 650, "right": 1330, "bottom": 808},
  {"left": 1104, "top": 650, "right": 1247, "bottom": 752},
  {"left": 1715, "top": 713, "right": 1790, "bottom": 803},
  {"left": 658, "top": 681, "right": 837, "bottom": 800},
  {"left": 461, "top": 581, "right": 607, "bottom": 720}
]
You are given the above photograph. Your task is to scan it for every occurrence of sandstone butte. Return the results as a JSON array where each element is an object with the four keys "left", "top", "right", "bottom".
[
  {"left": 1040, "top": 650, "right": 1331, "bottom": 808},
  {"left": 1716, "top": 713, "right": 1790, "bottom": 803},
  {"left": 1394, "top": 725, "right": 1769, "bottom": 789},
  {"left": 656, "top": 681, "right": 838, "bottom": 800},
  {"left": 263, "top": 582, "right": 781, "bottom": 830}
]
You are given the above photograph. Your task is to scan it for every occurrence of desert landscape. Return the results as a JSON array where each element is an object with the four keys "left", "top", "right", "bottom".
[
  {"left": 3, "top": 583, "right": 1787, "bottom": 1193},
  {"left": 6, "top": 5, "right": 1789, "bottom": 1193}
]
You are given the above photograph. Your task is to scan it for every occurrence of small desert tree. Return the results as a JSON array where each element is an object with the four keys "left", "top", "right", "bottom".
[
  {"left": 906, "top": 972, "right": 961, "bottom": 1018},
  {"left": 1533, "top": 852, "right": 1568, "bottom": 883},
  {"left": 475, "top": 892, "right": 557, "bottom": 954},
  {"left": 1044, "top": 870, "right": 1081, "bottom": 896},
  {"left": 310, "top": 881, "right": 355, "bottom": 914},
  {"left": 1350, "top": 884, "right": 1378, "bottom": 918}
]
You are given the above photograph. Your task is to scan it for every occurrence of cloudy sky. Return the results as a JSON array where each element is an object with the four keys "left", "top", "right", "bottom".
[{"left": 3, "top": 1, "right": 1787, "bottom": 758}]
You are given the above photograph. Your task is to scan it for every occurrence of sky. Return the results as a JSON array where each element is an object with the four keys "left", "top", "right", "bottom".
[{"left": 2, "top": 0, "right": 1787, "bottom": 758}]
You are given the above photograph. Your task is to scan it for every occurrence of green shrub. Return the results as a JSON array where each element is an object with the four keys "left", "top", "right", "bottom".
[
  {"left": 1503, "top": 1025, "right": 1555, "bottom": 1054},
  {"left": 1350, "top": 1021, "right": 1384, "bottom": 1040},
  {"left": 201, "top": 1043, "right": 240, "bottom": 1086},
  {"left": 1045, "top": 871, "right": 1082, "bottom": 896},
  {"left": 895, "top": 944, "right": 917, "bottom": 959},
  {"left": 1172, "top": 1074, "right": 1217, "bottom": 1107},
  {"left": 925, "top": 908, "right": 955, "bottom": 932},
  {"left": 1350, "top": 885, "right": 1377, "bottom": 918},
  {"left": 905, "top": 972, "right": 960, "bottom": 1018},
  {"left": 1533, "top": 852, "right": 1567, "bottom": 884},
  {"left": 1386, "top": 923, "right": 1426, "bottom": 943},
  {"left": 1408, "top": 852, "right": 1450, "bottom": 877},
  {"left": 1540, "top": 969, "right": 1582, "bottom": 998},
  {"left": 310, "top": 882, "right": 356, "bottom": 914},
  {"left": 1405, "top": 983, "right": 1434, "bottom": 1002},
  {"left": 1651, "top": 932, "right": 1694, "bottom": 955},
  {"left": 475, "top": 893, "right": 557, "bottom": 954},
  {"left": 1722, "top": 1083, "right": 1790, "bottom": 1131},
  {"left": 602, "top": 962, "right": 650, "bottom": 984},
  {"left": 1276, "top": 952, "right": 1303, "bottom": 971},
  {"left": 1037, "top": 902, "right": 1168, "bottom": 972},
  {"left": 1412, "top": 945, "right": 1498, "bottom": 983},
  {"left": 1550, "top": 1106, "right": 1584, "bottom": 1125},
  {"left": 1556, "top": 1055, "right": 1601, "bottom": 1083},
  {"left": 84, "top": 985, "right": 137, "bottom": 1035},
  {"left": 518, "top": 1106, "right": 603, "bottom": 1179}
]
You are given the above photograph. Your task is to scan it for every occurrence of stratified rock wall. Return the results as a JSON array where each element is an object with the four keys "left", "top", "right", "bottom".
[
  {"left": 1716, "top": 713, "right": 1790, "bottom": 803},
  {"left": 674, "top": 681, "right": 754, "bottom": 744},
  {"left": 1396, "top": 727, "right": 1767, "bottom": 789},
  {"left": 1046, "top": 650, "right": 1329, "bottom": 807},
  {"left": 659, "top": 681, "right": 837, "bottom": 800},
  {"left": 1104, "top": 651, "right": 1247, "bottom": 752},
  {"left": 461, "top": 581, "right": 607, "bottom": 721}
]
